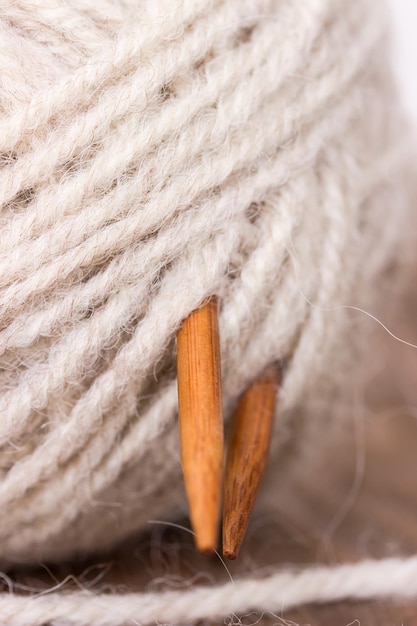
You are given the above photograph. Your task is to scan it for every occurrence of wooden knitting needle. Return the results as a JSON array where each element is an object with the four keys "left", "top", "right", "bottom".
[
  {"left": 222, "top": 364, "right": 280, "bottom": 560},
  {"left": 177, "top": 296, "right": 224, "bottom": 553}
]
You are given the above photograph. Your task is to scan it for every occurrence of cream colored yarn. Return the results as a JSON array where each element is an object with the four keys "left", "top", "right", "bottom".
[
  {"left": 3, "top": 556, "right": 417, "bottom": 625},
  {"left": 0, "top": 0, "right": 415, "bottom": 621}
]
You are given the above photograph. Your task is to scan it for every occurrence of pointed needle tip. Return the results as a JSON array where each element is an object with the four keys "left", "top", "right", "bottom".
[
  {"left": 177, "top": 296, "right": 223, "bottom": 559},
  {"left": 223, "top": 548, "right": 238, "bottom": 560}
]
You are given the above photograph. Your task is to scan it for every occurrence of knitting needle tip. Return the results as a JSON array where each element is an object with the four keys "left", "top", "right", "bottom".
[
  {"left": 177, "top": 296, "right": 224, "bottom": 554},
  {"left": 222, "top": 364, "right": 280, "bottom": 560},
  {"left": 222, "top": 545, "right": 238, "bottom": 560}
]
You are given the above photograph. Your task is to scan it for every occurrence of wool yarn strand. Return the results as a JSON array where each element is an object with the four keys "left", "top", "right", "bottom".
[
  {"left": 1, "top": 557, "right": 417, "bottom": 626},
  {"left": 0, "top": 53, "right": 379, "bottom": 327},
  {"left": 0, "top": 0, "right": 320, "bottom": 213},
  {"left": 0, "top": 77, "right": 367, "bottom": 446},
  {"left": 0, "top": 68, "right": 406, "bottom": 552},
  {"left": 0, "top": 0, "right": 221, "bottom": 150},
  {"left": 0, "top": 0, "right": 378, "bottom": 275}
]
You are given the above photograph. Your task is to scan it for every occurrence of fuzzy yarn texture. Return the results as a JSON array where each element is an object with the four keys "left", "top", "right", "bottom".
[{"left": 0, "top": 0, "right": 415, "bottom": 622}]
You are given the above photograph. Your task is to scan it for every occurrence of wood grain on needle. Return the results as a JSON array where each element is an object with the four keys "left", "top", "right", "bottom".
[
  {"left": 177, "top": 296, "right": 224, "bottom": 554},
  {"left": 223, "top": 364, "right": 280, "bottom": 559}
]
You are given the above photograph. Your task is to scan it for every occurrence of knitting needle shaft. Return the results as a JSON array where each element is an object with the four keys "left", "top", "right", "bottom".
[
  {"left": 222, "top": 364, "right": 280, "bottom": 560},
  {"left": 177, "top": 296, "right": 224, "bottom": 553}
]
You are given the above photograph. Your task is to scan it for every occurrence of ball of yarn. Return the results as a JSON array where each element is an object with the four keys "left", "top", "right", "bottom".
[{"left": 0, "top": 0, "right": 412, "bottom": 564}]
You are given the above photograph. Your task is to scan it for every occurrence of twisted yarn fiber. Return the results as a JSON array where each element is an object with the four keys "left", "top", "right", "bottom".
[{"left": 0, "top": 0, "right": 415, "bottom": 621}]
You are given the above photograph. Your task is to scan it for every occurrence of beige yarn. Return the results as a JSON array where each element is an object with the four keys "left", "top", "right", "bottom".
[{"left": 0, "top": 0, "right": 415, "bottom": 621}]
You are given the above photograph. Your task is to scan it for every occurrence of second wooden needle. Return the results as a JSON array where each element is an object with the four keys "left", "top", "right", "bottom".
[
  {"left": 177, "top": 296, "right": 224, "bottom": 553},
  {"left": 222, "top": 364, "right": 280, "bottom": 560}
]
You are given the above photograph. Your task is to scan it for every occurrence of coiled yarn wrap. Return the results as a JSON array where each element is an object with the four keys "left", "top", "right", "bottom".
[{"left": 0, "top": 0, "right": 412, "bottom": 566}]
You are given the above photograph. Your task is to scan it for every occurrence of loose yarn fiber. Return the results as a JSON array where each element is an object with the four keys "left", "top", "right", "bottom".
[{"left": 0, "top": 0, "right": 415, "bottom": 621}]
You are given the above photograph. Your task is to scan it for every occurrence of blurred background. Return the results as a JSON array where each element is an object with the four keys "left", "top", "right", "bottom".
[{"left": 390, "top": 0, "right": 417, "bottom": 124}]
